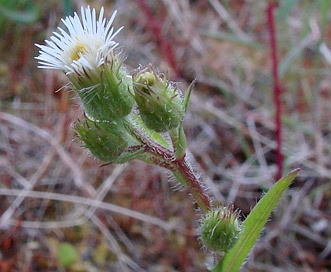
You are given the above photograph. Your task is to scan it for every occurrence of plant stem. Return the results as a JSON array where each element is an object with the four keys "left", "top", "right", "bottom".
[
  {"left": 267, "top": 3, "right": 283, "bottom": 180},
  {"left": 146, "top": 144, "right": 212, "bottom": 214},
  {"left": 131, "top": 122, "right": 212, "bottom": 213},
  {"left": 172, "top": 157, "right": 212, "bottom": 214}
]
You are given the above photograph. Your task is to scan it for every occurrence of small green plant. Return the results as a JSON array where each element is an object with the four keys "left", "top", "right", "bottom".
[{"left": 35, "top": 6, "right": 300, "bottom": 271}]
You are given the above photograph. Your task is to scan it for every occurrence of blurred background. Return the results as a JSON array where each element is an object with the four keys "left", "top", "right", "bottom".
[{"left": 0, "top": 0, "right": 330, "bottom": 271}]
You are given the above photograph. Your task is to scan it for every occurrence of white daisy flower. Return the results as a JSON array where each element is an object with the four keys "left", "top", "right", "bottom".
[{"left": 35, "top": 6, "right": 123, "bottom": 75}]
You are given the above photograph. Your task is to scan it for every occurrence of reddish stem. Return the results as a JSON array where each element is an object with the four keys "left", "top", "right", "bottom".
[
  {"left": 267, "top": 3, "right": 283, "bottom": 181},
  {"left": 174, "top": 157, "right": 212, "bottom": 213},
  {"left": 133, "top": 125, "right": 212, "bottom": 213},
  {"left": 143, "top": 144, "right": 211, "bottom": 213},
  {"left": 136, "top": 0, "right": 180, "bottom": 77}
]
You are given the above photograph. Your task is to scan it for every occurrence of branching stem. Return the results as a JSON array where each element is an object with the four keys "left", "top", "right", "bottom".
[{"left": 133, "top": 126, "right": 212, "bottom": 213}]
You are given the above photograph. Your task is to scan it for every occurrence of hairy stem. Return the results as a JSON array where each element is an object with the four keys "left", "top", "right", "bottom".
[
  {"left": 129, "top": 117, "right": 212, "bottom": 213},
  {"left": 145, "top": 144, "right": 212, "bottom": 214},
  {"left": 172, "top": 157, "right": 212, "bottom": 214}
]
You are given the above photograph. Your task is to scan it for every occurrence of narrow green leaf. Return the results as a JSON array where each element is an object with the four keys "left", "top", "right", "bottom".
[
  {"left": 129, "top": 114, "right": 171, "bottom": 149},
  {"left": 183, "top": 80, "right": 195, "bottom": 113},
  {"left": 213, "top": 168, "right": 300, "bottom": 272},
  {"left": 175, "top": 125, "right": 187, "bottom": 160}
]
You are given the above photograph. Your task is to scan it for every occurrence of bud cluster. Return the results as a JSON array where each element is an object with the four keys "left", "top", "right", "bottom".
[{"left": 36, "top": 6, "right": 189, "bottom": 164}]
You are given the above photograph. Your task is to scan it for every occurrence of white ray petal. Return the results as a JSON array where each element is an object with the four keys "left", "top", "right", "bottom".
[{"left": 35, "top": 6, "right": 121, "bottom": 74}]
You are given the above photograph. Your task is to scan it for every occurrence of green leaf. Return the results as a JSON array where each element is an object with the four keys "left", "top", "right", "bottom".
[
  {"left": 57, "top": 242, "right": 78, "bottom": 267},
  {"left": 213, "top": 168, "right": 300, "bottom": 272},
  {"left": 183, "top": 80, "right": 195, "bottom": 113},
  {"left": 175, "top": 125, "right": 187, "bottom": 160},
  {"left": 129, "top": 114, "right": 172, "bottom": 150},
  {"left": 0, "top": 4, "right": 38, "bottom": 24}
]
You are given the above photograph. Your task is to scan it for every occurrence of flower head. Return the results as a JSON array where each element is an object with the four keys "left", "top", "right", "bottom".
[
  {"left": 36, "top": 6, "right": 134, "bottom": 121},
  {"left": 35, "top": 6, "right": 122, "bottom": 75}
]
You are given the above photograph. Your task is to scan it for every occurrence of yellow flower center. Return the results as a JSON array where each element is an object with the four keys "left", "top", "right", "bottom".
[
  {"left": 62, "top": 37, "right": 87, "bottom": 64},
  {"left": 71, "top": 43, "right": 86, "bottom": 61},
  {"left": 61, "top": 34, "right": 105, "bottom": 71}
]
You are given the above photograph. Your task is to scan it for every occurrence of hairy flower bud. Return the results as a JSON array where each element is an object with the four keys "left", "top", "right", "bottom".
[
  {"left": 74, "top": 117, "right": 137, "bottom": 163},
  {"left": 133, "top": 67, "right": 184, "bottom": 132},
  {"left": 200, "top": 205, "right": 242, "bottom": 253}
]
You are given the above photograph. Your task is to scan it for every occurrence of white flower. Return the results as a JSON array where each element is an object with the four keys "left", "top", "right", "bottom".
[{"left": 35, "top": 6, "right": 123, "bottom": 75}]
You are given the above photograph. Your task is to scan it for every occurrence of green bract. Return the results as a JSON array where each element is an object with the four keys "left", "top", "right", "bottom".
[
  {"left": 74, "top": 117, "right": 136, "bottom": 163},
  {"left": 70, "top": 58, "right": 135, "bottom": 122},
  {"left": 133, "top": 68, "right": 185, "bottom": 132}
]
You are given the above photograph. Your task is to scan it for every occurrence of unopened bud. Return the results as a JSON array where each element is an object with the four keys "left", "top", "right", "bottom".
[
  {"left": 133, "top": 67, "right": 184, "bottom": 132},
  {"left": 200, "top": 205, "right": 242, "bottom": 253},
  {"left": 74, "top": 117, "right": 134, "bottom": 163}
]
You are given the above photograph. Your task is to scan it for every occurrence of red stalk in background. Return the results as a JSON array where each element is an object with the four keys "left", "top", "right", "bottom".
[
  {"left": 136, "top": 0, "right": 180, "bottom": 77},
  {"left": 267, "top": 3, "right": 283, "bottom": 181}
]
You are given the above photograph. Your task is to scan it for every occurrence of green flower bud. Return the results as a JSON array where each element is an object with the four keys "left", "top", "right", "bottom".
[
  {"left": 200, "top": 205, "right": 242, "bottom": 253},
  {"left": 133, "top": 67, "right": 185, "bottom": 132},
  {"left": 70, "top": 57, "right": 135, "bottom": 122},
  {"left": 74, "top": 117, "right": 136, "bottom": 163}
]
